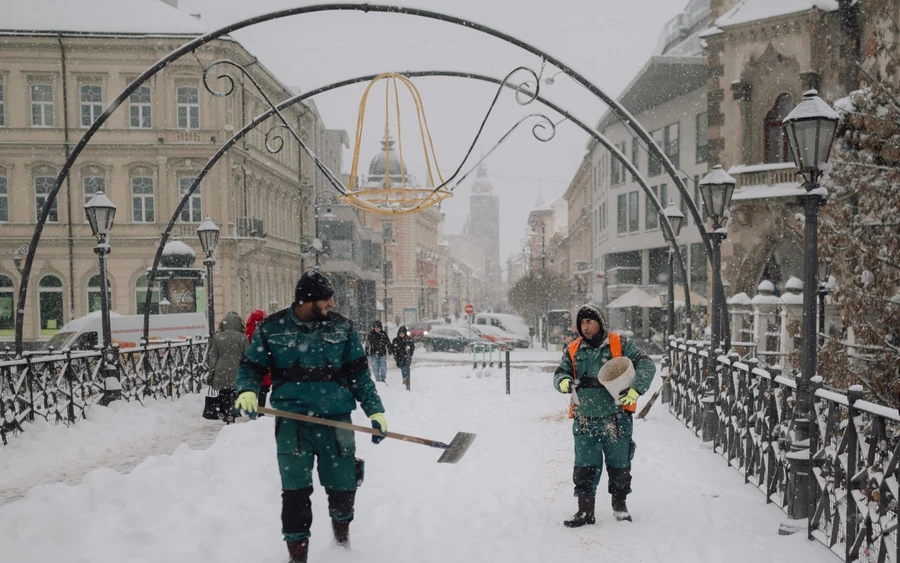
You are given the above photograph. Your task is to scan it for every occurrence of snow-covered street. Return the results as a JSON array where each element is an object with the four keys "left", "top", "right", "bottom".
[{"left": 0, "top": 354, "right": 832, "bottom": 563}]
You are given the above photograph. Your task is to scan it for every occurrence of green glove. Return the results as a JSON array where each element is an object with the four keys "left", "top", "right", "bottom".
[
  {"left": 558, "top": 378, "right": 572, "bottom": 393},
  {"left": 619, "top": 388, "right": 640, "bottom": 407},
  {"left": 235, "top": 391, "right": 258, "bottom": 413},
  {"left": 369, "top": 412, "right": 387, "bottom": 444}
]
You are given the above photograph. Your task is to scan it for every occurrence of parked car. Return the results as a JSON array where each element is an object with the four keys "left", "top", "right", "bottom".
[
  {"left": 407, "top": 322, "right": 432, "bottom": 342},
  {"left": 472, "top": 323, "right": 529, "bottom": 349},
  {"left": 473, "top": 313, "right": 531, "bottom": 344},
  {"left": 441, "top": 326, "right": 495, "bottom": 352},
  {"left": 422, "top": 327, "right": 471, "bottom": 352}
]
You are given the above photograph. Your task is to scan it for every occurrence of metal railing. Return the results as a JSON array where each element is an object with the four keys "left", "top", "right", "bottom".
[
  {"left": 663, "top": 338, "right": 899, "bottom": 563},
  {"left": 0, "top": 339, "right": 209, "bottom": 446}
]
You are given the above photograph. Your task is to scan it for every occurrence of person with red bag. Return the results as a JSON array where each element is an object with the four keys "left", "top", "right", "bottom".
[{"left": 246, "top": 309, "right": 272, "bottom": 412}]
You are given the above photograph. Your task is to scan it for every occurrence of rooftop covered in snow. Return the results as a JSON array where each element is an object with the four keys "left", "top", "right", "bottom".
[{"left": 716, "top": 0, "right": 839, "bottom": 29}]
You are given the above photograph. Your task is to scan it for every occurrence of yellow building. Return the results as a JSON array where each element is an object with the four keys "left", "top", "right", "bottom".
[{"left": 0, "top": 0, "right": 340, "bottom": 345}]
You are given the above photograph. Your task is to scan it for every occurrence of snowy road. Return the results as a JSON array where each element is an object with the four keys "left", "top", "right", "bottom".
[{"left": 0, "top": 357, "right": 833, "bottom": 563}]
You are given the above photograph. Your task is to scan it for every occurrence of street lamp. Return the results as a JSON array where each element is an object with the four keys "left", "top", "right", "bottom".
[
  {"left": 197, "top": 217, "right": 220, "bottom": 337},
  {"left": 663, "top": 202, "right": 685, "bottom": 339},
  {"left": 817, "top": 258, "right": 832, "bottom": 347},
  {"left": 698, "top": 164, "right": 736, "bottom": 442},
  {"left": 84, "top": 191, "right": 118, "bottom": 405},
  {"left": 159, "top": 297, "right": 171, "bottom": 315},
  {"left": 781, "top": 89, "right": 839, "bottom": 521}
]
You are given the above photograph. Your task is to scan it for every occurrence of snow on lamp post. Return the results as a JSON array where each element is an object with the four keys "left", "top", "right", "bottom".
[
  {"left": 663, "top": 202, "right": 684, "bottom": 339},
  {"left": 698, "top": 165, "right": 735, "bottom": 443},
  {"left": 781, "top": 89, "right": 839, "bottom": 522},
  {"left": 84, "top": 191, "right": 119, "bottom": 405},
  {"left": 197, "top": 217, "right": 220, "bottom": 337}
]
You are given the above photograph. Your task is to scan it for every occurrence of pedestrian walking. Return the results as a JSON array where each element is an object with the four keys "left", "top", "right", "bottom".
[
  {"left": 245, "top": 309, "right": 272, "bottom": 411},
  {"left": 364, "top": 320, "right": 392, "bottom": 384},
  {"left": 392, "top": 325, "right": 415, "bottom": 390},
  {"left": 553, "top": 303, "right": 655, "bottom": 526},
  {"left": 207, "top": 311, "right": 247, "bottom": 424},
  {"left": 234, "top": 269, "right": 387, "bottom": 563}
]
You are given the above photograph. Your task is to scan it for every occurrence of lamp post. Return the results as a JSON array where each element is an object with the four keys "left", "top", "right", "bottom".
[
  {"left": 817, "top": 258, "right": 831, "bottom": 347},
  {"left": 84, "top": 191, "right": 118, "bottom": 404},
  {"left": 698, "top": 165, "right": 736, "bottom": 442},
  {"left": 663, "top": 202, "right": 685, "bottom": 339},
  {"left": 197, "top": 217, "right": 220, "bottom": 337},
  {"left": 781, "top": 89, "right": 839, "bottom": 522}
]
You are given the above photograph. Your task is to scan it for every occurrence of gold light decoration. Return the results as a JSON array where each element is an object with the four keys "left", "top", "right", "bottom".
[{"left": 342, "top": 73, "right": 452, "bottom": 215}]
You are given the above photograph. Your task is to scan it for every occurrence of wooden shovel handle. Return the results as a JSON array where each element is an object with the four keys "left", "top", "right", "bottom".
[{"left": 257, "top": 407, "right": 448, "bottom": 449}]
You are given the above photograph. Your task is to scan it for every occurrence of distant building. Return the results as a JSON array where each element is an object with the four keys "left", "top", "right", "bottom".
[{"left": 463, "top": 164, "right": 501, "bottom": 309}]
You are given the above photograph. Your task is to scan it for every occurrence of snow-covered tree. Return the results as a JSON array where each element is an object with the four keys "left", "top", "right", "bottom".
[
  {"left": 507, "top": 270, "right": 574, "bottom": 327},
  {"left": 819, "top": 1, "right": 900, "bottom": 403}
]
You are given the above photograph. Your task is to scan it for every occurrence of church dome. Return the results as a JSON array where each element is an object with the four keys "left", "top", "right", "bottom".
[{"left": 368, "top": 136, "right": 408, "bottom": 180}]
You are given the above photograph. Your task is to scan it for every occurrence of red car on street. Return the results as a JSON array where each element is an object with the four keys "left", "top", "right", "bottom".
[{"left": 407, "top": 322, "right": 432, "bottom": 342}]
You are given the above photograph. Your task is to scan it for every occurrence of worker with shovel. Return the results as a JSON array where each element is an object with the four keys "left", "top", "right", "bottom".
[
  {"left": 234, "top": 269, "right": 387, "bottom": 563},
  {"left": 553, "top": 303, "right": 655, "bottom": 526}
]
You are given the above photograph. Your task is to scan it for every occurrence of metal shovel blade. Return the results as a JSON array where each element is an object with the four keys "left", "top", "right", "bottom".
[{"left": 437, "top": 432, "right": 477, "bottom": 464}]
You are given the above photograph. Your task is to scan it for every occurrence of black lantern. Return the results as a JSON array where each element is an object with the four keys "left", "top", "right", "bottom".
[
  {"left": 663, "top": 201, "right": 685, "bottom": 237},
  {"left": 84, "top": 191, "right": 117, "bottom": 238},
  {"left": 781, "top": 90, "right": 839, "bottom": 182},
  {"left": 698, "top": 165, "right": 736, "bottom": 224},
  {"left": 196, "top": 217, "right": 220, "bottom": 256}
]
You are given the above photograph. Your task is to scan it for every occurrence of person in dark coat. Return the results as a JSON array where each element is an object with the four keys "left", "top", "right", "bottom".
[
  {"left": 392, "top": 325, "right": 415, "bottom": 390},
  {"left": 207, "top": 311, "right": 247, "bottom": 424},
  {"left": 365, "top": 320, "right": 392, "bottom": 384},
  {"left": 245, "top": 309, "right": 272, "bottom": 411}
]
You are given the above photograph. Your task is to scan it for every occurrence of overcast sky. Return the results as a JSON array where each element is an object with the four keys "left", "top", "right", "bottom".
[{"left": 178, "top": 0, "right": 686, "bottom": 263}]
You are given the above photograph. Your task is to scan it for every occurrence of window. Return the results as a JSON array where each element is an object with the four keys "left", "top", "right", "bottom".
[
  {"left": 135, "top": 275, "right": 160, "bottom": 315},
  {"left": 690, "top": 242, "right": 708, "bottom": 297},
  {"left": 80, "top": 84, "right": 103, "bottom": 127},
  {"left": 696, "top": 112, "right": 708, "bottom": 163},
  {"left": 87, "top": 274, "right": 111, "bottom": 314},
  {"left": 179, "top": 177, "right": 201, "bottom": 222},
  {"left": 0, "top": 83, "right": 4, "bottom": 127},
  {"left": 610, "top": 142, "right": 626, "bottom": 186},
  {"left": 39, "top": 275, "right": 64, "bottom": 336},
  {"left": 628, "top": 191, "right": 639, "bottom": 232},
  {"left": 83, "top": 176, "right": 105, "bottom": 217},
  {"left": 381, "top": 221, "right": 393, "bottom": 242},
  {"left": 176, "top": 86, "right": 199, "bottom": 130},
  {"left": 129, "top": 86, "right": 152, "bottom": 128},
  {"left": 385, "top": 261, "right": 393, "bottom": 280},
  {"left": 664, "top": 123, "right": 680, "bottom": 169},
  {"left": 0, "top": 176, "right": 7, "bottom": 222},
  {"left": 35, "top": 176, "right": 58, "bottom": 222},
  {"left": 648, "top": 129, "right": 664, "bottom": 176},
  {"left": 617, "top": 193, "right": 627, "bottom": 234},
  {"left": 132, "top": 177, "right": 155, "bottom": 223},
  {"left": 646, "top": 184, "right": 667, "bottom": 230},
  {"left": 765, "top": 93, "right": 793, "bottom": 163},
  {"left": 0, "top": 275, "right": 12, "bottom": 335},
  {"left": 31, "top": 83, "right": 54, "bottom": 127}
]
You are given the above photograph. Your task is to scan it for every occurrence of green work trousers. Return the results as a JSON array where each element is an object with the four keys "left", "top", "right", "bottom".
[{"left": 572, "top": 411, "right": 636, "bottom": 496}]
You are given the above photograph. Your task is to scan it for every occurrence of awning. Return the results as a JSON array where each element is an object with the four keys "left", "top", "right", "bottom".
[
  {"left": 642, "top": 285, "right": 708, "bottom": 308},
  {"left": 606, "top": 287, "right": 655, "bottom": 309}
]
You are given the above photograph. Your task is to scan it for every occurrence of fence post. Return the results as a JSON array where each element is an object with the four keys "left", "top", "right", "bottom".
[
  {"left": 845, "top": 385, "right": 862, "bottom": 561},
  {"left": 505, "top": 349, "right": 510, "bottom": 395}
]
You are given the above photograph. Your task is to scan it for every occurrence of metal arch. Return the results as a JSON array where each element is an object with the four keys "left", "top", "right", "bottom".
[
  {"left": 16, "top": 3, "right": 714, "bottom": 353},
  {"left": 140, "top": 69, "right": 693, "bottom": 339}
]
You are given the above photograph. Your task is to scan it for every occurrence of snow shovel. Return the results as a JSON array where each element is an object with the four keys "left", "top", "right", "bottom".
[{"left": 257, "top": 407, "right": 476, "bottom": 464}]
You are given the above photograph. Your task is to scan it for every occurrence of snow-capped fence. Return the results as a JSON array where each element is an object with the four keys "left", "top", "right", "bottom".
[
  {"left": 0, "top": 339, "right": 209, "bottom": 446},
  {"left": 663, "top": 338, "right": 899, "bottom": 563}
]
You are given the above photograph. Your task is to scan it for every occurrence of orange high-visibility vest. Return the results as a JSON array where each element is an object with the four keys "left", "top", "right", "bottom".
[{"left": 567, "top": 332, "right": 633, "bottom": 417}]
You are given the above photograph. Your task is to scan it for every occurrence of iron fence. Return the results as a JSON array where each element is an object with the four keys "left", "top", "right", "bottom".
[
  {"left": 664, "top": 338, "right": 899, "bottom": 563},
  {"left": 0, "top": 339, "right": 209, "bottom": 446}
]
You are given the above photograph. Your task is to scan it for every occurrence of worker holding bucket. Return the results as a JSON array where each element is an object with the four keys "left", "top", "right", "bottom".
[{"left": 553, "top": 303, "right": 656, "bottom": 526}]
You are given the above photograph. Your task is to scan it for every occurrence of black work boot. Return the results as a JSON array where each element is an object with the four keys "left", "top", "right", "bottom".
[
  {"left": 332, "top": 519, "right": 350, "bottom": 548},
  {"left": 286, "top": 540, "right": 309, "bottom": 563},
  {"left": 612, "top": 494, "right": 632, "bottom": 521},
  {"left": 563, "top": 495, "right": 596, "bottom": 527}
]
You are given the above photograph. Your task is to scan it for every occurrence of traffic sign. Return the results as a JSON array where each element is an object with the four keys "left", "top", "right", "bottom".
[{"left": 464, "top": 303, "right": 475, "bottom": 315}]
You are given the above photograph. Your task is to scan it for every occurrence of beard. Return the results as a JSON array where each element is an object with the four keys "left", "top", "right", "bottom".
[{"left": 311, "top": 301, "right": 331, "bottom": 320}]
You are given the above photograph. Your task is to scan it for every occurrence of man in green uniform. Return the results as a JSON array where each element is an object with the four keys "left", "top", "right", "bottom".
[
  {"left": 553, "top": 303, "right": 655, "bottom": 526},
  {"left": 234, "top": 269, "right": 387, "bottom": 563}
]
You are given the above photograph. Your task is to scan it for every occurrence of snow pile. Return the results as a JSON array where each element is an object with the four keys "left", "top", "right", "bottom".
[{"left": 0, "top": 362, "right": 832, "bottom": 562}]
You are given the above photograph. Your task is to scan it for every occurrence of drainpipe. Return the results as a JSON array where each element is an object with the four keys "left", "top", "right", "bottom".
[{"left": 57, "top": 34, "right": 76, "bottom": 320}]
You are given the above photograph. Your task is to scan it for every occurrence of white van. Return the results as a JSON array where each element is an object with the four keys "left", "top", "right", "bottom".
[
  {"left": 473, "top": 313, "right": 531, "bottom": 344},
  {"left": 45, "top": 311, "right": 208, "bottom": 351}
]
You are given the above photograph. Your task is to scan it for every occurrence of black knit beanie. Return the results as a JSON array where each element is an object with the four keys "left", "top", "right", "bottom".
[{"left": 294, "top": 269, "right": 334, "bottom": 304}]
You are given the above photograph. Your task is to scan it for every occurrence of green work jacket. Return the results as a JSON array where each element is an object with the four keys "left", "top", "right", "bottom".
[
  {"left": 553, "top": 336, "right": 655, "bottom": 418},
  {"left": 235, "top": 307, "right": 384, "bottom": 417}
]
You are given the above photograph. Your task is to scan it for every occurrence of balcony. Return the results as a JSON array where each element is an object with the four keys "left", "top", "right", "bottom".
[
  {"left": 728, "top": 162, "right": 796, "bottom": 188},
  {"left": 237, "top": 217, "right": 266, "bottom": 239}
]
